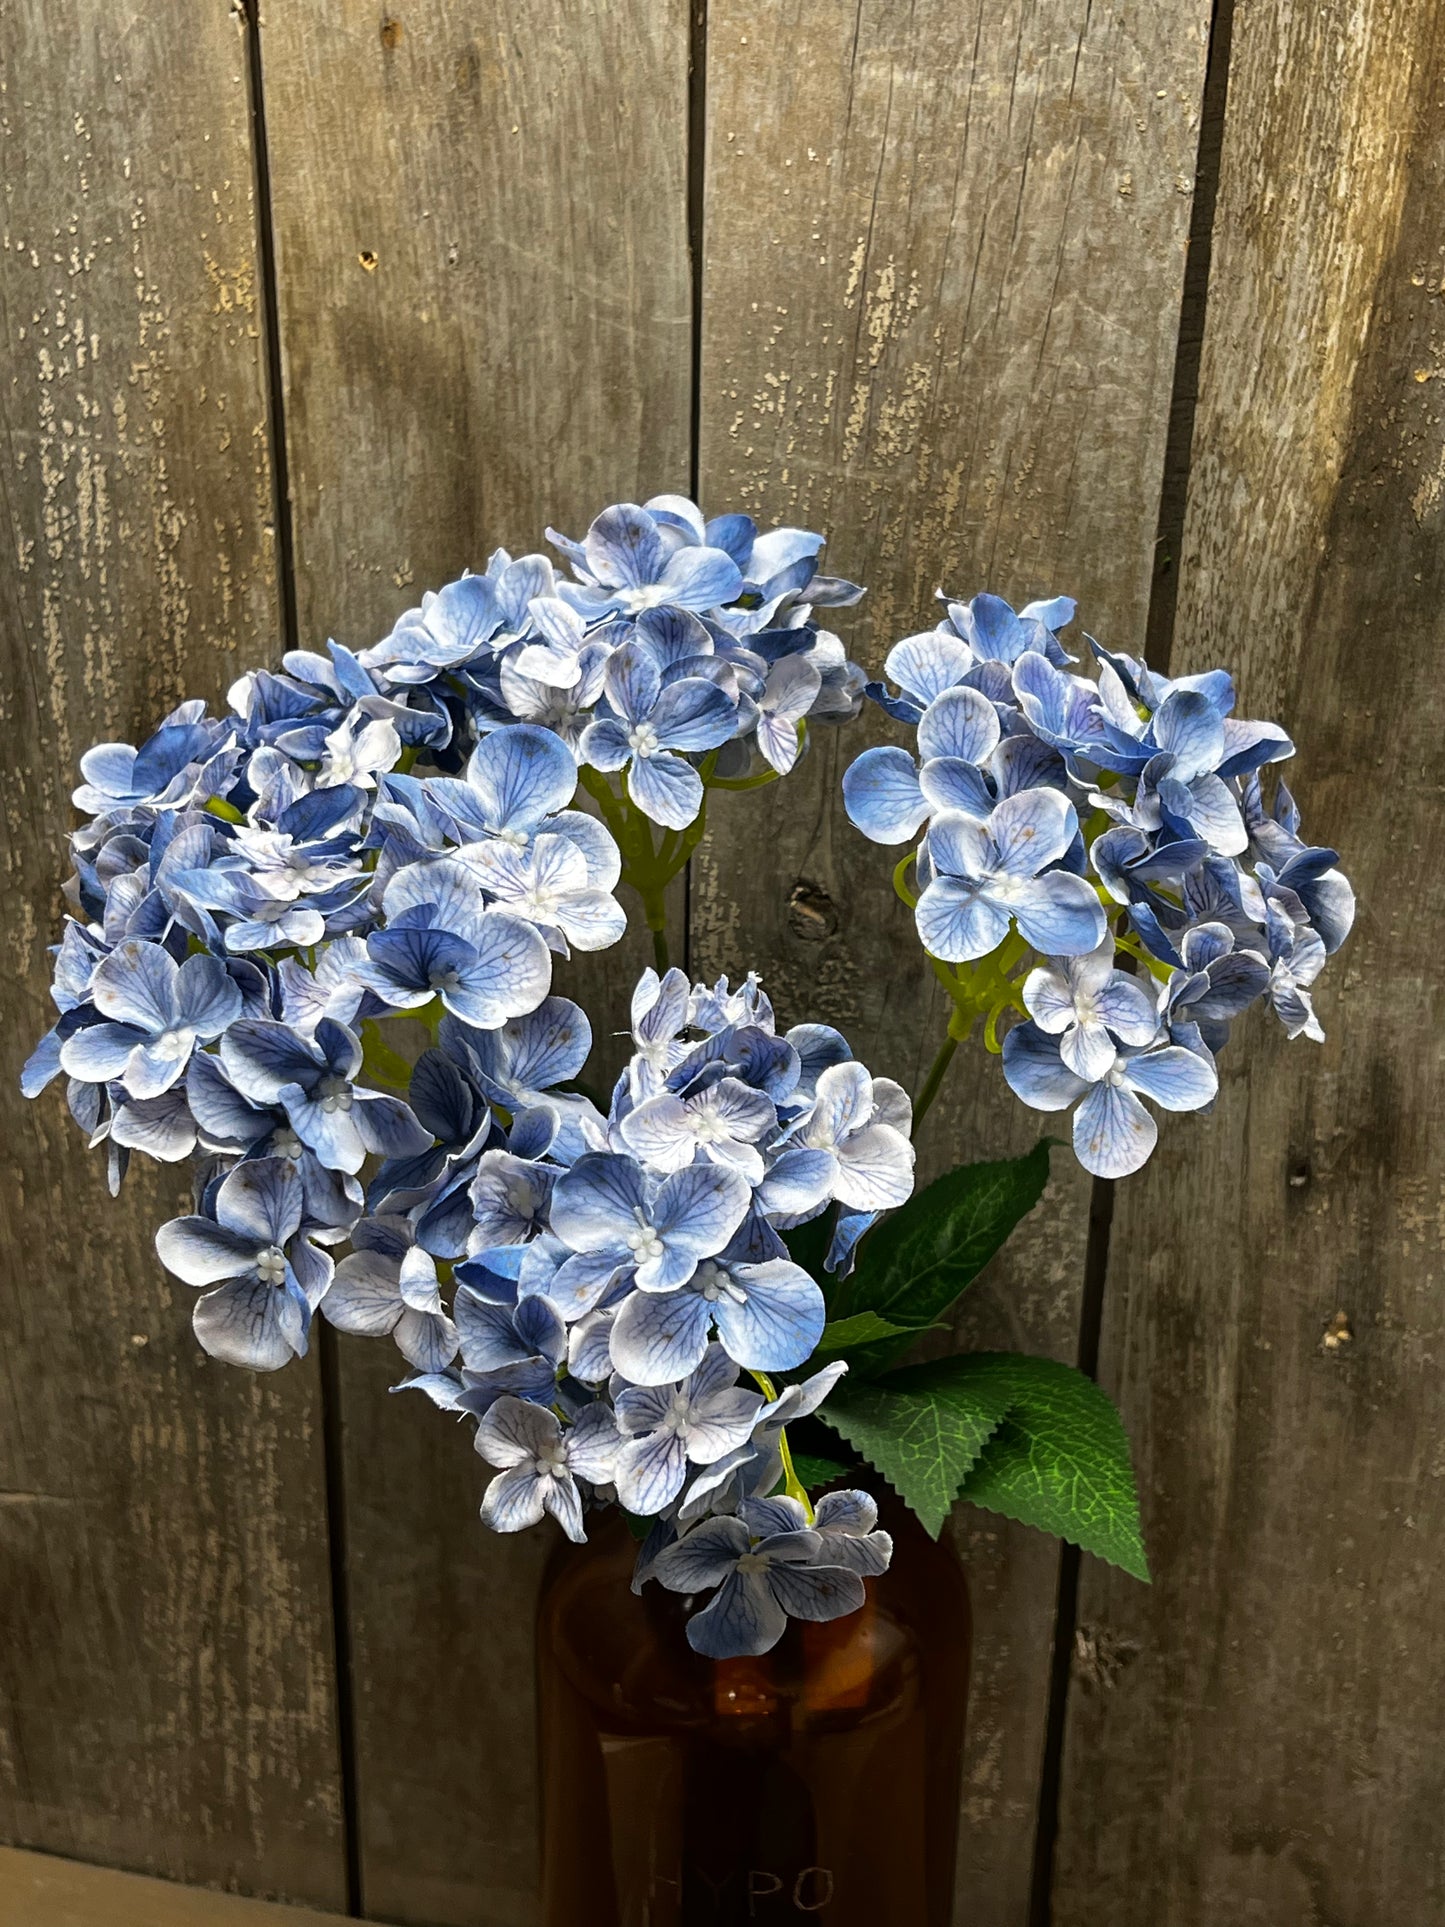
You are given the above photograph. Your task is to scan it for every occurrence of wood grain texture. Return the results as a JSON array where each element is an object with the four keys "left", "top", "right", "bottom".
[
  {"left": 257, "top": 5, "right": 692, "bottom": 1917},
  {"left": 0, "top": 1846, "right": 343, "bottom": 1927},
  {"left": 1052, "top": 2, "right": 1445, "bottom": 1921},
  {"left": 0, "top": 3, "right": 344, "bottom": 1909},
  {"left": 694, "top": 5, "right": 1210, "bottom": 1916}
]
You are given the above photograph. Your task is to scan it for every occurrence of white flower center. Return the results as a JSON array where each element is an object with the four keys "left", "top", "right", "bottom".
[
  {"left": 625, "top": 1208, "right": 665, "bottom": 1265},
  {"left": 666, "top": 1389, "right": 695, "bottom": 1435},
  {"left": 428, "top": 965, "right": 463, "bottom": 993},
  {"left": 627, "top": 722, "right": 662, "bottom": 760},
  {"left": 736, "top": 1550, "right": 771, "bottom": 1574},
  {"left": 693, "top": 1260, "right": 746, "bottom": 1305},
  {"left": 254, "top": 1244, "right": 287, "bottom": 1285},
  {"left": 533, "top": 1444, "right": 568, "bottom": 1477},
  {"left": 272, "top": 1127, "right": 303, "bottom": 1159},
  {"left": 154, "top": 1025, "right": 196, "bottom": 1061},
  {"left": 316, "top": 1073, "right": 353, "bottom": 1114},
  {"left": 520, "top": 885, "right": 561, "bottom": 920}
]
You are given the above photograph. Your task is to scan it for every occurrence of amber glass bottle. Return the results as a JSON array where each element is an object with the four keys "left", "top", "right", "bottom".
[{"left": 536, "top": 1493, "right": 970, "bottom": 1927}]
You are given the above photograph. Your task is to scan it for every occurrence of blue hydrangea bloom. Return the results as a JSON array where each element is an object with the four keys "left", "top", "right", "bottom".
[
  {"left": 155, "top": 1157, "right": 334, "bottom": 1370},
  {"left": 611, "top": 1344, "right": 766, "bottom": 1514},
  {"left": 474, "top": 1394, "right": 618, "bottom": 1543},
  {"left": 1002, "top": 1021, "right": 1218, "bottom": 1177},
  {"left": 916, "top": 794, "right": 1105, "bottom": 963},
  {"left": 579, "top": 639, "right": 739, "bottom": 829},
  {"left": 321, "top": 1214, "right": 460, "bottom": 1372},
  {"left": 649, "top": 1496, "right": 867, "bottom": 1658},
  {"left": 59, "top": 940, "right": 242, "bottom": 1099},
  {"left": 25, "top": 514, "right": 1354, "bottom": 1662}
]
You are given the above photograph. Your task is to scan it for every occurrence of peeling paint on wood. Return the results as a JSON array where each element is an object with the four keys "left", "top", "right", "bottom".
[
  {"left": 256, "top": 4, "right": 692, "bottom": 1919},
  {"left": 1053, "top": 3, "right": 1445, "bottom": 1921},
  {"left": 695, "top": 4, "right": 1212, "bottom": 1918},
  {"left": 0, "top": 2, "right": 344, "bottom": 1910}
]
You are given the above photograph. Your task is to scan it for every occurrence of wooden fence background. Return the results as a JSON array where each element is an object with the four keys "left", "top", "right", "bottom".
[{"left": 2, "top": 0, "right": 1441, "bottom": 1921}]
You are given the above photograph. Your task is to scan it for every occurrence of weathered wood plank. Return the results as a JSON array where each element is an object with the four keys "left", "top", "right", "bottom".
[
  {"left": 0, "top": 1846, "right": 343, "bottom": 1927},
  {"left": 1053, "top": 3, "right": 1445, "bottom": 1921},
  {"left": 0, "top": 3, "right": 344, "bottom": 1908},
  {"left": 257, "top": 5, "right": 692, "bottom": 1919},
  {"left": 693, "top": 5, "right": 1211, "bottom": 1916}
]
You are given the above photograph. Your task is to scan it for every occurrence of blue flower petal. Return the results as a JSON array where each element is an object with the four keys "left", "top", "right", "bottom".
[
  {"left": 466, "top": 724, "right": 577, "bottom": 834},
  {"left": 614, "top": 1430, "right": 689, "bottom": 1514},
  {"left": 192, "top": 1274, "right": 300, "bottom": 1372},
  {"left": 917, "top": 685, "right": 1001, "bottom": 765},
  {"left": 603, "top": 640, "right": 664, "bottom": 723},
  {"left": 551, "top": 1153, "right": 648, "bottom": 1248},
  {"left": 1072, "top": 1080, "right": 1157, "bottom": 1178},
  {"left": 883, "top": 631, "right": 971, "bottom": 705},
  {"left": 585, "top": 503, "right": 666, "bottom": 590},
  {"left": 767, "top": 1562, "right": 866, "bottom": 1625},
  {"left": 651, "top": 676, "right": 738, "bottom": 753},
  {"left": 842, "top": 746, "right": 927, "bottom": 845},
  {"left": 711, "top": 1260, "right": 824, "bottom": 1371},
  {"left": 915, "top": 876, "right": 1010, "bottom": 962},
  {"left": 1121, "top": 1045, "right": 1218, "bottom": 1112},
  {"left": 1001, "top": 1022, "right": 1089, "bottom": 1111},
  {"left": 59, "top": 1020, "right": 146, "bottom": 1083},
  {"left": 215, "top": 1156, "right": 304, "bottom": 1246},
  {"left": 627, "top": 749, "right": 704, "bottom": 830},
  {"left": 686, "top": 1571, "right": 787, "bottom": 1658},
  {"left": 651, "top": 1514, "right": 750, "bottom": 1591},
  {"left": 1008, "top": 872, "right": 1107, "bottom": 956},
  {"left": 1151, "top": 690, "right": 1225, "bottom": 782},
  {"left": 610, "top": 1284, "right": 713, "bottom": 1385},
  {"left": 656, "top": 545, "right": 745, "bottom": 611}
]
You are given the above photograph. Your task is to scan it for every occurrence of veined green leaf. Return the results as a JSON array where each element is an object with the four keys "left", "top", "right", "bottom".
[
  {"left": 813, "top": 1310, "right": 928, "bottom": 1356},
  {"left": 829, "top": 1143, "right": 1052, "bottom": 1337},
  {"left": 952, "top": 1354, "right": 1149, "bottom": 1580},
  {"left": 789, "top": 1451, "right": 853, "bottom": 1492},
  {"left": 819, "top": 1359, "right": 1015, "bottom": 1536}
]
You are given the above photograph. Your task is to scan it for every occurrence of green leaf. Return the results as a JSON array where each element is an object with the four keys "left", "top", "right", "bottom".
[
  {"left": 952, "top": 1355, "right": 1149, "bottom": 1580},
  {"left": 819, "top": 1359, "right": 1015, "bottom": 1536},
  {"left": 813, "top": 1310, "right": 927, "bottom": 1357},
  {"left": 830, "top": 1143, "right": 1052, "bottom": 1336},
  {"left": 790, "top": 1452, "right": 852, "bottom": 1492}
]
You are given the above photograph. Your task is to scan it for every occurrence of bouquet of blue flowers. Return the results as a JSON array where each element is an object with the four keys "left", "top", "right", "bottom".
[{"left": 23, "top": 495, "right": 1352, "bottom": 1659}]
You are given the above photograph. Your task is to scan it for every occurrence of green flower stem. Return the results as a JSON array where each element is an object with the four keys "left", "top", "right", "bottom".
[
  {"left": 911, "top": 1032, "right": 959, "bottom": 1137},
  {"left": 749, "top": 1370, "right": 813, "bottom": 1520},
  {"left": 579, "top": 765, "right": 719, "bottom": 975},
  {"left": 893, "top": 851, "right": 919, "bottom": 909}
]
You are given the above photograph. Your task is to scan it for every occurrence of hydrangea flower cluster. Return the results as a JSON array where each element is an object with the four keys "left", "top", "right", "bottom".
[
  {"left": 842, "top": 592, "right": 1355, "bottom": 1176},
  {"left": 22, "top": 507, "right": 1352, "bottom": 1659},
  {"left": 363, "top": 495, "right": 864, "bottom": 950},
  {"left": 384, "top": 969, "right": 910, "bottom": 1654},
  {"left": 20, "top": 495, "right": 899, "bottom": 1658}
]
